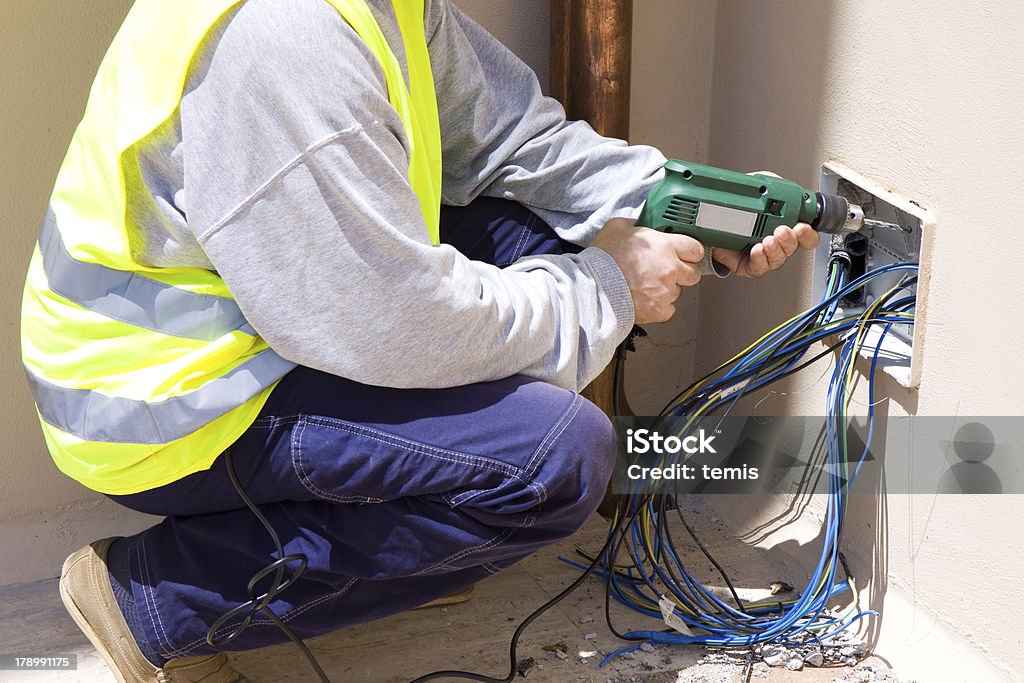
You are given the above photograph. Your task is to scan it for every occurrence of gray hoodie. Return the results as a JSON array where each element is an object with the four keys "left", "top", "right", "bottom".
[{"left": 125, "top": 0, "right": 667, "bottom": 392}]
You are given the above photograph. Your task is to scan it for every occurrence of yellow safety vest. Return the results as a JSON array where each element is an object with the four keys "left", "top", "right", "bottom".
[{"left": 21, "top": 0, "right": 442, "bottom": 495}]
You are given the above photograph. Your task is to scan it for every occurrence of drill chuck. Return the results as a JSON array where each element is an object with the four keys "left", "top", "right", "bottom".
[
  {"left": 813, "top": 193, "right": 848, "bottom": 235},
  {"left": 813, "top": 193, "right": 866, "bottom": 235}
]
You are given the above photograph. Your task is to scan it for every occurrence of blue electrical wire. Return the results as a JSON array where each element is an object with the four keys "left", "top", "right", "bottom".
[{"left": 591, "top": 256, "right": 919, "bottom": 661}]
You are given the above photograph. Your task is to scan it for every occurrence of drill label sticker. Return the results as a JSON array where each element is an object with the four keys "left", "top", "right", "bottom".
[{"left": 695, "top": 202, "right": 757, "bottom": 237}]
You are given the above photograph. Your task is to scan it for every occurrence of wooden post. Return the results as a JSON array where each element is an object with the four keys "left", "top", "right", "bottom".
[
  {"left": 550, "top": 0, "right": 633, "bottom": 140},
  {"left": 550, "top": 0, "right": 633, "bottom": 517}
]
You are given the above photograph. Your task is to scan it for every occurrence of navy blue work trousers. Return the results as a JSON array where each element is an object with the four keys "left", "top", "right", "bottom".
[{"left": 107, "top": 198, "right": 615, "bottom": 660}]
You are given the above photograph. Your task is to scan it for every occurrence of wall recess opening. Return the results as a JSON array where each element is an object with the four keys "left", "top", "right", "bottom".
[{"left": 813, "top": 162, "right": 934, "bottom": 388}]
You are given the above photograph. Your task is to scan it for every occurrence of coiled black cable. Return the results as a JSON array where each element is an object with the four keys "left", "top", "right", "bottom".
[
  {"left": 210, "top": 449, "right": 332, "bottom": 683},
  {"left": 214, "top": 431, "right": 625, "bottom": 682}
]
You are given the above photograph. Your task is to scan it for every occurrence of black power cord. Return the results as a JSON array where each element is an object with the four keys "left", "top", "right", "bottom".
[
  {"left": 409, "top": 517, "right": 623, "bottom": 683},
  {"left": 210, "top": 450, "right": 332, "bottom": 682},
  {"left": 215, "top": 423, "right": 627, "bottom": 682},
  {"left": 613, "top": 325, "right": 648, "bottom": 418}
]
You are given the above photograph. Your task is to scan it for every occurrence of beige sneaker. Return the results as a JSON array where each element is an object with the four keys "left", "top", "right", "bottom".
[{"left": 59, "top": 538, "right": 248, "bottom": 683}]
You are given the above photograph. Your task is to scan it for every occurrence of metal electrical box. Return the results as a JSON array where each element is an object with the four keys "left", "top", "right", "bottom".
[{"left": 813, "top": 163, "right": 933, "bottom": 388}]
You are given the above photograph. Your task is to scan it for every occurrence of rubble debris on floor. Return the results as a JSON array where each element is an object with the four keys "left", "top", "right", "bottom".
[{"left": 828, "top": 665, "right": 921, "bottom": 683}]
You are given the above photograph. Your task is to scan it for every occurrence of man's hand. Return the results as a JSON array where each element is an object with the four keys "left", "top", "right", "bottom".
[
  {"left": 591, "top": 218, "right": 704, "bottom": 324},
  {"left": 711, "top": 224, "right": 820, "bottom": 278}
]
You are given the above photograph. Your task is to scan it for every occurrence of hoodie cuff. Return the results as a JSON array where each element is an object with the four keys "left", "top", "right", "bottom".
[
  {"left": 578, "top": 246, "right": 636, "bottom": 344},
  {"left": 700, "top": 249, "right": 732, "bottom": 278}
]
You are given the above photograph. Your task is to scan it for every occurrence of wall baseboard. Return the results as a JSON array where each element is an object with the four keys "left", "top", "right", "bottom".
[{"left": 0, "top": 499, "right": 159, "bottom": 585}]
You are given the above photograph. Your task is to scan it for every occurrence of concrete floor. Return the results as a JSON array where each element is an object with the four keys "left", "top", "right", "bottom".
[{"left": 0, "top": 499, "right": 900, "bottom": 683}]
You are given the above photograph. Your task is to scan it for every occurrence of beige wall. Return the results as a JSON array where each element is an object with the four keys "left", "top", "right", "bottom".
[
  {"left": 0, "top": 0, "right": 548, "bottom": 586},
  {"left": 675, "top": 1, "right": 1024, "bottom": 680},
  {"left": 1, "top": 0, "right": 151, "bottom": 586}
]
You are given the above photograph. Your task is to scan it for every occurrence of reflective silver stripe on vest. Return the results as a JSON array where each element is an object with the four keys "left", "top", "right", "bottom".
[
  {"left": 26, "top": 349, "right": 295, "bottom": 444},
  {"left": 39, "top": 207, "right": 257, "bottom": 340}
]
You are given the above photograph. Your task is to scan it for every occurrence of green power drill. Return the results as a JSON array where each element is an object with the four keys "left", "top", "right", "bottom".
[{"left": 636, "top": 160, "right": 889, "bottom": 251}]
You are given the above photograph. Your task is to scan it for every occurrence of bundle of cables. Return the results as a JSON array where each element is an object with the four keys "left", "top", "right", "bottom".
[{"left": 566, "top": 253, "right": 918, "bottom": 665}]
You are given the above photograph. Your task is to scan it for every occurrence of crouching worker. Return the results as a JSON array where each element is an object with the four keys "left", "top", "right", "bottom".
[{"left": 21, "top": 0, "right": 817, "bottom": 680}]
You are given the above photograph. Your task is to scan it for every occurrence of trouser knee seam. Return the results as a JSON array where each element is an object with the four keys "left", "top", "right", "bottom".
[
  {"left": 411, "top": 499, "right": 541, "bottom": 576},
  {"left": 524, "top": 393, "right": 585, "bottom": 483}
]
